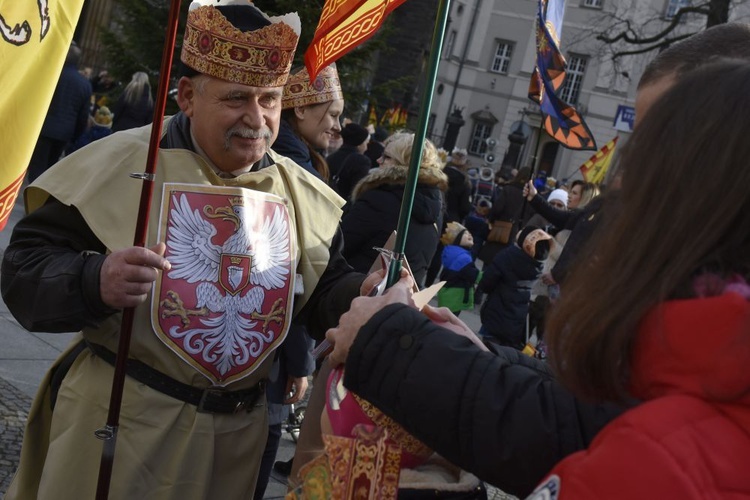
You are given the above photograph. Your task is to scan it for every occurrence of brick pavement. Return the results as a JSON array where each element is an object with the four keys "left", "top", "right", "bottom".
[{"left": 0, "top": 377, "right": 30, "bottom": 495}]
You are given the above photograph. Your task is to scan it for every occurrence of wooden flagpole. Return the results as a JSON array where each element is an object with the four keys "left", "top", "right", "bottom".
[{"left": 94, "top": 1, "right": 183, "bottom": 497}]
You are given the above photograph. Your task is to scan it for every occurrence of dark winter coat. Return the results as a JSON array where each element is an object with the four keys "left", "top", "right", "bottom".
[
  {"left": 364, "top": 140, "right": 385, "bottom": 169},
  {"left": 342, "top": 303, "right": 625, "bottom": 498},
  {"left": 530, "top": 194, "right": 605, "bottom": 283},
  {"left": 479, "top": 244, "right": 542, "bottom": 348},
  {"left": 39, "top": 63, "right": 92, "bottom": 142},
  {"left": 111, "top": 90, "right": 153, "bottom": 132},
  {"left": 272, "top": 119, "right": 322, "bottom": 179},
  {"left": 478, "top": 182, "right": 534, "bottom": 264},
  {"left": 265, "top": 324, "right": 315, "bottom": 424},
  {"left": 66, "top": 125, "right": 112, "bottom": 154},
  {"left": 326, "top": 143, "right": 359, "bottom": 183},
  {"left": 341, "top": 164, "right": 447, "bottom": 287},
  {"left": 443, "top": 165, "right": 472, "bottom": 223},
  {"left": 334, "top": 152, "right": 371, "bottom": 204}
]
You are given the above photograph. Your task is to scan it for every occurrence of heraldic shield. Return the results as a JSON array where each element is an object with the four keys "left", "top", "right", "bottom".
[{"left": 152, "top": 183, "right": 297, "bottom": 386}]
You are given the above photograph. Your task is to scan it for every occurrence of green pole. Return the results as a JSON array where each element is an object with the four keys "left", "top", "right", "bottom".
[{"left": 387, "top": 0, "right": 452, "bottom": 287}]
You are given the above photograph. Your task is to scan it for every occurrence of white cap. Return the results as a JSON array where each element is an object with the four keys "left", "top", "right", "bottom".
[{"left": 547, "top": 188, "right": 568, "bottom": 207}]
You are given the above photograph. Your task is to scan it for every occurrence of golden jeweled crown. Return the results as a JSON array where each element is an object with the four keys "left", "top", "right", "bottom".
[
  {"left": 180, "top": 4, "right": 300, "bottom": 88},
  {"left": 282, "top": 63, "right": 343, "bottom": 109}
]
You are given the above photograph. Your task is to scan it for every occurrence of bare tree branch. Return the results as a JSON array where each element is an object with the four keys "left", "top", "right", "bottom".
[
  {"left": 608, "top": 33, "right": 695, "bottom": 58},
  {"left": 596, "top": 5, "right": 709, "bottom": 45}
]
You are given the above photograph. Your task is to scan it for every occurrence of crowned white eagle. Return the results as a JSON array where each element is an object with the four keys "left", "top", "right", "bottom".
[{"left": 160, "top": 192, "right": 291, "bottom": 376}]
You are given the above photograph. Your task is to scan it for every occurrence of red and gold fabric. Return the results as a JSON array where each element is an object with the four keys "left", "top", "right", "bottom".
[
  {"left": 325, "top": 366, "right": 432, "bottom": 469},
  {"left": 288, "top": 425, "right": 402, "bottom": 500},
  {"left": 282, "top": 63, "right": 344, "bottom": 109},
  {"left": 305, "top": 0, "right": 408, "bottom": 81},
  {"left": 181, "top": 3, "right": 300, "bottom": 87}
]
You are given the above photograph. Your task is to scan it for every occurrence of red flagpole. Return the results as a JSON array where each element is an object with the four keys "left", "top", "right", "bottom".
[{"left": 94, "top": 1, "right": 183, "bottom": 497}]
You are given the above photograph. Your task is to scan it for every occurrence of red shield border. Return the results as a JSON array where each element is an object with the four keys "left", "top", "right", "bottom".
[{"left": 152, "top": 183, "right": 296, "bottom": 385}]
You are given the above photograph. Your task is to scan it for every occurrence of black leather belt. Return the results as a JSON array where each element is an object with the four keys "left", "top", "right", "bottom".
[{"left": 85, "top": 341, "right": 265, "bottom": 414}]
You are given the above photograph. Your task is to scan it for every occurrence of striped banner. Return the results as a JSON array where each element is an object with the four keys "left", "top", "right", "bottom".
[{"left": 579, "top": 136, "right": 618, "bottom": 184}]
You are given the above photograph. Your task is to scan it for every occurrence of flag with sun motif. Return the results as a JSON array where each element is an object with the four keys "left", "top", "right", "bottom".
[{"left": 528, "top": 0, "right": 596, "bottom": 151}]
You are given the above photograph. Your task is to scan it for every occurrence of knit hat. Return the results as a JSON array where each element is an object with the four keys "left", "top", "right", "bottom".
[
  {"left": 94, "top": 106, "right": 113, "bottom": 128},
  {"left": 441, "top": 221, "right": 468, "bottom": 246},
  {"left": 547, "top": 188, "right": 568, "bottom": 207},
  {"left": 517, "top": 225, "right": 552, "bottom": 260},
  {"left": 340, "top": 123, "right": 369, "bottom": 147},
  {"left": 373, "top": 126, "right": 389, "bottom": 142}
]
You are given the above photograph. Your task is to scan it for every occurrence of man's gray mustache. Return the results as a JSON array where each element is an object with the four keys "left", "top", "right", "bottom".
[
  {"left": 224, "top": 127, "right": 272, "bottom": 150},
  {"left": 227, "top": 127, "right": 272, "bottom": 140}
]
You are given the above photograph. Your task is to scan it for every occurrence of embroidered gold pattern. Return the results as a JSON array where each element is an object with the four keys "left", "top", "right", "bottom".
[
  {"left": 181, "top": 5, "right": 298, "bottom": 87},
  {"left": 282, "top": 64, "right": 344, "bottom": 109},
  {"left": 352, "top": 394, "right": 432, "bottom": 459}
]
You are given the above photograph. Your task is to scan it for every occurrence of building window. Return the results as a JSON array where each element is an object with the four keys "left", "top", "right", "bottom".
[
  {"left": 445, "top": 30, "right": 457, "bottom": 59},
  {"left": 560, "top": 55, "right": 587, "bottom": 105},
  {"left": 427, "top": 112, "right": 437, "bottom": 140},
  {"left": 490, "top": 41, "right": 513, "bottom": 74},
  {"left": 468, "top": 122, "right": 493, "bottom": 155},
  {"left": 582, "top": 0, "right": 603, "bottom": 8},
  {"left": 664, "top": 0, "right": 690, "bottom": 19}
]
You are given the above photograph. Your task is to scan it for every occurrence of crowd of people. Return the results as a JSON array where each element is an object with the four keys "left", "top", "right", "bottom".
[
  {"left": 27, "top": 48, "right": 154, "bottom": 183},
  {"left": 4, "top": 2, "right": 750, "bottom": 498}
]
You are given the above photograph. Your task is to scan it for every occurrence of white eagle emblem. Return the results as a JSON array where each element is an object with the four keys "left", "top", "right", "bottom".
[{"left": 152, "top": 185, "right": 295, "bottom": 385}]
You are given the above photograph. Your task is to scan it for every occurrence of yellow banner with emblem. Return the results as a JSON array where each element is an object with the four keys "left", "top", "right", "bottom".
[{"left": 0, "top": 0, "right": 85, "bottom": 230}]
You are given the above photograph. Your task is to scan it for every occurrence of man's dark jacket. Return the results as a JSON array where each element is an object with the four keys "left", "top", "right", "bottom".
[{"left": 40, "top": 63, "right": 92, "bottom": 142}]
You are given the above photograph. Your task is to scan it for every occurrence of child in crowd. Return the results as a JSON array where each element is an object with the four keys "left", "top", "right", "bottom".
[
  {"left": 463, "top": 197, "right": 492, "bottom": 257},
  {"left": 437, "top": 222, "right": 482, "bottom": 316},
  {"left": 66, "top": 106, "right": 114, "bottom": 154},
  {"left": 478, "top": 225, "right": 551, "bottom": 350}
]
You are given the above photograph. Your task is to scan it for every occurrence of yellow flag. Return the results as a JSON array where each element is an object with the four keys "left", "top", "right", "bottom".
[
  {"left": 0, "top": 1, "right": 85, "bottom": 230},
  {"left": 579, "top": 136, "right": 619, "bottom": 184}
]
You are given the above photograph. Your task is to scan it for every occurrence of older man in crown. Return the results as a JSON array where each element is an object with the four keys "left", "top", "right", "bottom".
[{"left": 1, "top": 1, "right": 369, "bottom": 498}]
